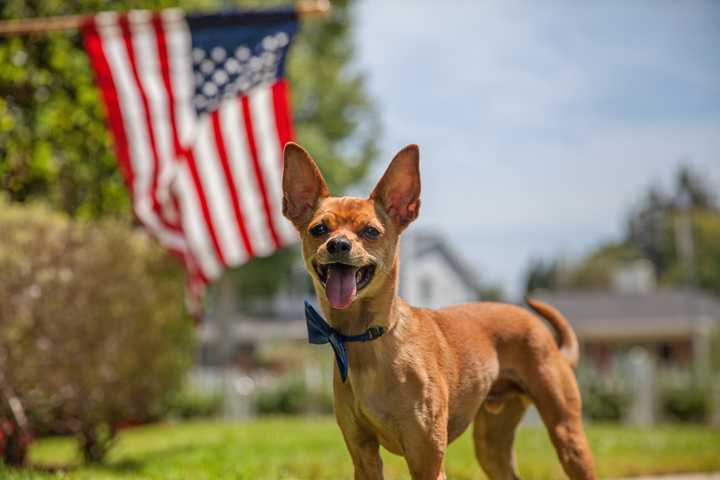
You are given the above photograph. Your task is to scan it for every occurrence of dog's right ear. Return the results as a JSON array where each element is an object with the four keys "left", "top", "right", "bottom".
[
  {"left": 282, "top": 142, "right": 329, "bottom": 227},
  {"left": 370, "top": 144, "right": 421, "bottom": 230}
]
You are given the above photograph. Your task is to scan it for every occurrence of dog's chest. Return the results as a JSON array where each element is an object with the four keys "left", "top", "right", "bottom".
[
  {"left": 358, "top": 403, "right": 405, "bottom": 455},
  {"left": 351, "top": 376, "right": 405, "bottom": 454}
]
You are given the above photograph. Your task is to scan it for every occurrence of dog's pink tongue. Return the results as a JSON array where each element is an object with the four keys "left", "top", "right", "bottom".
[{"left": 326, "top": 264, "right": 357, "bottom": 309}]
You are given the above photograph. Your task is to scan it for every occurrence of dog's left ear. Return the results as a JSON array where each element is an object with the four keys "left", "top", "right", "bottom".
[{"left": 370, "top": 144, "right": 421, "bottom": 229}]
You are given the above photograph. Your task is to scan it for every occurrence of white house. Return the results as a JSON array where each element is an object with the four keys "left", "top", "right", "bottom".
[{"left": 399, "top": 231, "right": 483, "bottom": 308}]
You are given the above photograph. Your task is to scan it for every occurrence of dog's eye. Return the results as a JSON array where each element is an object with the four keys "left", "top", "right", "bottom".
[
  {"left": 362, "top": 226, "right": 381, "bottom": 239},
  {"left": 309, "top": 223, "right": 328, "bottom": 237}
]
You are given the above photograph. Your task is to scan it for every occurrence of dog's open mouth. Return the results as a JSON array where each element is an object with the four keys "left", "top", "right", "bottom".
[{"left": 314, "top": 262, "right": 375, "bottom": 310}]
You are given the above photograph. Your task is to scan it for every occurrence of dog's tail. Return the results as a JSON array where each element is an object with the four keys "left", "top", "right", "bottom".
[{"left": 525, "top": 297, "right": 579, "bottom": 368}]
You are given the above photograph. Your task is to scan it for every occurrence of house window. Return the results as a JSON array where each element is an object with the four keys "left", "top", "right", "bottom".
[
  {"left": 658, "top": 343, "right": 673, "bottom": 364},
  {"left": 419, "top": 277, "right": 433, "bottom": 304}
]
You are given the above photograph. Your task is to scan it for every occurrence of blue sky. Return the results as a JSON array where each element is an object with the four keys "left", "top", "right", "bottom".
[{"left": 350, "top": 0, "right": 720, "bottom": 299}]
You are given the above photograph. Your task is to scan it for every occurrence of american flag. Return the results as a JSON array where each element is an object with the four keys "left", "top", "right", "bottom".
[{"left": 82, "top": 8, "right": 299, "bottom": 306}]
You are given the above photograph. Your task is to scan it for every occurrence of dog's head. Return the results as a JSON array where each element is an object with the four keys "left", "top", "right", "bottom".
[{"left": 282, "top": 143, "right": 421, "bottom": 310}]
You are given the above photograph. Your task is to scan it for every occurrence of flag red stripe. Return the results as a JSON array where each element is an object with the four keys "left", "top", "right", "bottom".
[
  {"left": 192, "top": 256, "right": 209, "bottom": 285},
  {"left": 184, "top": 243, "right": 209, "bottom": 285},
  {"left": 210, "top": 110, "right": 255, "bottom": 258},
  {"left": 185, "top": 148, "right": 228, "bottom": 267},
  {"left": 82, "top": 21, "right": 135, "bottom": 194},
  {"left": 118, "top": 15, "right": 181, "bottom": 233},
  {"left": 241, "top": 96, "right": 281, "bottom": 249},
  {"left": 271, "top": 79, "right": 294, "bottom": 160}
]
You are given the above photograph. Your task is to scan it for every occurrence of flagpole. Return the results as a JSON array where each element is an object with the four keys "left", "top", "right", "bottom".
[{"left": 0, "top": 0, "right": 330, "bottom": 36}]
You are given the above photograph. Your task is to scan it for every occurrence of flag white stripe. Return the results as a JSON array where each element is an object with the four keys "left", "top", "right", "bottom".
[
  {"left": 194, "top": 118, "right": 247, "bottom": 265},
  {"left": 249, "top": 87, "right": 296, "bottom": 247},
  {"left": 97, "top": 13, "right": 185, "bottom": 251},
  {"left": 162, "top": 10, "right": 195, "bottom": 151},
  {"left": 219, "top": 99, "right": 275, "bottom": 257}
]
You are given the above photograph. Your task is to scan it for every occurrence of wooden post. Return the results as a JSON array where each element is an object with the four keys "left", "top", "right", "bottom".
[
  {"left": 0, "top": 0, "right": 330, "bottom": 36},
  {"left": 711, "top": 374, "right": 720, "bottom": 427}
]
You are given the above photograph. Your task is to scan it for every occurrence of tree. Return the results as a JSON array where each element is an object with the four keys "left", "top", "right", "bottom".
[
  {"left": 524, "top": 258, "right": 558, "bottom": 294},
  {"left": 627, "top": 187, "right": 673, "bottom": 277},
  {"left": 625, "top": 164, "right": 718, "bottom": 291},
  {"left": 0, "top": 0, "right": 164, "bottom": 219},
  {"left": 662, "top": 211, "right": 720, "bottom": 295},
  {"left": 284, "top": 0, "right": 378, "bottom": 193},
  {"left": 676, "top": 165, "right": 716, "bottom": 211},
  {"left": 626, "top": 164, "right": 717, "bottom": 280},
  {"left": 566, "top": 242, "right": 643, "bottom": 289},
  {"left": 525, "top": 164, "right": 720, "bottom": 295}
]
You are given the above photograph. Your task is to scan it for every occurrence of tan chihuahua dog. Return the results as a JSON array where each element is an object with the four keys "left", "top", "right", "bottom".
[{"left": 282, "top": 142, "right": 596, "bottom": 480}]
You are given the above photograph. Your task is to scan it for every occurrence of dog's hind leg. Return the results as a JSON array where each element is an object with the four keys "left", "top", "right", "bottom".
[
  {"left": 473, "top": 394, "right": 529, "bottom": 480},
  {"left": 526, "top": 359, "right": 596, "bottom": 479}
]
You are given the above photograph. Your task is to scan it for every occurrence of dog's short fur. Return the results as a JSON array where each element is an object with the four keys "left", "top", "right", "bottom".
[{"left": 282, "top": 143, "right": 596, "bottom": 480}]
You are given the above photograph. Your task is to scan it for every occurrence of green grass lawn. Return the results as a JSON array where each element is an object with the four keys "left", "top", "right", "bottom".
[{"left": 2, "top": 417, "right": 720, "bottom": 479}]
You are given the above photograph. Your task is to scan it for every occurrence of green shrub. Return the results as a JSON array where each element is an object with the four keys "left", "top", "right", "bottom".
[
  {"left": 577, "top": 366, "right": 631, "bottom": 422},
  {"left": 660, "top": 384, "right": 708, "bottom": 423},
  {"left": 254, "top": 379, "right": 333, "bottom": 416},
  {"left": 582, "top": 383, "right": 631, "bottom": 422},
  {"left": 255, "top": 381, "right": 308, "bottom": 415},
  {"left": 0, "top": 199, "right": 194, "bottom": 463},
  {"left": 161, "top": 390, "right": 223, "bottom": 420}
]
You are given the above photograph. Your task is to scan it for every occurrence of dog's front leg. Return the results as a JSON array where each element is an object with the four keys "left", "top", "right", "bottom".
[
  {"left": 399, "top": 410, "right": 449, "bottom": 480},
  {"left": 401, "top": 433, "right": 447, "bottom": 480},
  {"left": 335, "top": 389, "right": 384, "bottom": 479},
  {"left": 337, "top": 419, "right": 383, "bottom": 479},
  {"left": 345, "top": 434, "right": 383, "bottom": 480}
]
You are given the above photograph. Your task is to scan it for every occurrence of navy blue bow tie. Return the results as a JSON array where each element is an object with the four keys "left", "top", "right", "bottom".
[{"left": 304, "top": 301, "right": 385, "bottom": 382}]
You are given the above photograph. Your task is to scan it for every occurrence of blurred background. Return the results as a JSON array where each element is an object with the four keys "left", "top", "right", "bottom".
[{"left": 1, "top": 0, "right": 719, "bottom": 478}]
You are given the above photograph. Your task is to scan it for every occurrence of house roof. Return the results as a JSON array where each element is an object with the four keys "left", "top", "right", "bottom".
[
  {"left": 534, "top": 289, "right": 720, "bottom": 341},
  {"left": 403, "top": 232, "right": 483, "bottom": 294}
]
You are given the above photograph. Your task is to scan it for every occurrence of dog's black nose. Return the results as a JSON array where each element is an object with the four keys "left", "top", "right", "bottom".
[{"left": 327, "top": 236, "right": 352, "bottom": 255}]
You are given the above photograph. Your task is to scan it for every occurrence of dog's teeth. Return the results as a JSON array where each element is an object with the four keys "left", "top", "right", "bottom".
[{"left": 356, "top": 269, "right": 362, "bottom": 283}]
